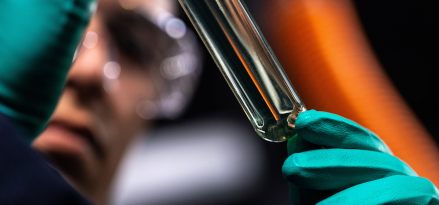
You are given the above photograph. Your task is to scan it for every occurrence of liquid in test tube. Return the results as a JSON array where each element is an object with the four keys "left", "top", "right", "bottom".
[{"left": 179, "top": 0, "right": 306, "bottom": 142}]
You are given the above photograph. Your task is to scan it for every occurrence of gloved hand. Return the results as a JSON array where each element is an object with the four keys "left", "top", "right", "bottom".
[
  {"left": 282, "top": 110, "right": 439, "bottom": 204},
  {"left": 0, "top": 0, "right": 95, "bottom": 141}
]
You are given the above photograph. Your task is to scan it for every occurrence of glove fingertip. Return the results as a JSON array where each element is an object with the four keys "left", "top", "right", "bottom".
[
  {"left": 296, "top": 110, "right": 348, "bottom": 131},
  {"left": 295, "top": 109, "right": 318, "bottom": 129}
]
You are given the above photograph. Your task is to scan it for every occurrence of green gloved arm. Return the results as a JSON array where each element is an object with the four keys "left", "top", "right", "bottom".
[
  {"left": 282, "top": 110, "right": 439, "bottom": 204},
  {"left": 0, "top": 0, "right": 95, "bottom": 141}
]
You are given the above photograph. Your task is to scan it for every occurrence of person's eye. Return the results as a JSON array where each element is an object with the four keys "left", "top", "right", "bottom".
[{"left": 111, "top": 31, "right": 143, "bottom": 59}]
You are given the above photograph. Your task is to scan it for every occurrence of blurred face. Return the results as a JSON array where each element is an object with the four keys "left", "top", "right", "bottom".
[{"left": 32, "top": 5, "right": 165, "bottom": 204}]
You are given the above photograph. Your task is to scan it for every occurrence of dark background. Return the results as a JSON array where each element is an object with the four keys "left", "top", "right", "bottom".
[
  {"left": 173, "top": 1, "right": 439, "bottom": 204},
  {"left": 353, "top": 0, "right": 439, "bottom": 142}
]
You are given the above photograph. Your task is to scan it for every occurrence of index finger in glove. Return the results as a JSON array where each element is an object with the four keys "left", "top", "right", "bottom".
[{"left": 296, "top": 110, "right": 391, "bottom": 154}]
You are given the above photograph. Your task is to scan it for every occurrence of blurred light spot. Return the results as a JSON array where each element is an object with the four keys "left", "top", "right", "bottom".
[
  {"left": 137, "top": 101, "right": 158, "bottom": 120},
  {"left": 160, "top": 54, "right": 197, "bottom": 80},
  {"left": 161, "top": 57, "right": 182, "bottom": 80},
  {"left": 157, "top": 12, "right": 173, "bottom": 30},
  {"left": 165, "top": 18, "right": 186, "bottom": 39},
  {"left": 161, "top": 92, "right": 184, "bottom": 119},
  {"left": 180, "top": 53, "right": 197, "bottom": 74},
  {"left": 83, "top": 31, "right": 98, "bottom": 49},
  {"left": 104, "top": 61, "right": 121, "bottom": 80}
]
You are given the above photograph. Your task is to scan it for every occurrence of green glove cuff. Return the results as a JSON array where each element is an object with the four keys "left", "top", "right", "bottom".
[{"left": 0, "top": 0, "right": 95, "bottom": 141}]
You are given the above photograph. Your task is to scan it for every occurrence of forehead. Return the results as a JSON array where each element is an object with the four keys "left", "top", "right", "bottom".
[{"left": 96, "top": 0, "right": 128, "bottom": 17}]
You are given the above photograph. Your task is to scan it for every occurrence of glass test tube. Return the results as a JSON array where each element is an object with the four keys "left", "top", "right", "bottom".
[{"left": 179, "top": 0, "right": 306, "bottom": 142}]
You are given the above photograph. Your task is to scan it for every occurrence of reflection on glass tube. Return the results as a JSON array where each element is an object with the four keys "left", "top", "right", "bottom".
[{"left": 179, "top": 0, "right": 306, "bottom": 142}]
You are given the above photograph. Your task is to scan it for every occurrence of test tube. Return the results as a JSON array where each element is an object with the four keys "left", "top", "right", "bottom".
[{"left": 179, "top": 0, "right": 306, "bottom": 142}]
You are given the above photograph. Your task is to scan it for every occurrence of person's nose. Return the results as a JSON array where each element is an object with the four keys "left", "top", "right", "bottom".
[{"left": 67, "top": 31, "right": 110, "bottom": 100}]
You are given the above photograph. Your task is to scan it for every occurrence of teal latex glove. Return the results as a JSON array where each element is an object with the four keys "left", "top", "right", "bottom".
[
  {"left": 0, "top": 0, "right": 95, "bottom": 141},
  {"left": 282, "top": 110, "right": 439, "bottom": 204}
]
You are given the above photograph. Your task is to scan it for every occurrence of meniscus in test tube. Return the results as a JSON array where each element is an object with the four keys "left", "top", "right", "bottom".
[{"left": 179, "top": 0, "right": 306, "bottom": 142}]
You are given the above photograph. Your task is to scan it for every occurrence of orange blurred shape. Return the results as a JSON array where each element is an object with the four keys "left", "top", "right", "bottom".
[{"left": 265, "top": 0, "right": 439, "bottom": 186}]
